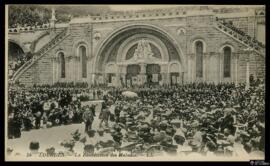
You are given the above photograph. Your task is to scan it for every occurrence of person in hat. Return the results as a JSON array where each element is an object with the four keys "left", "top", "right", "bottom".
[
  {"left": 219, "top": 108, "right": 236, "bottom": 135},
  {"left": 29, "top": 141, "right": 40, "bottom": 156},
  {"left": 82, "top": 106, "right": 95, "bottom": 132},
  {"left": 204, "top": 140, "right": 217, "bottom": 157},
  {"left": 83, "top": 144, "right": 95, "bottom": 156},
  {"left": 34, "top": 110, "right": 42, "bottom": 129},
  {"left": 46, "top": 146, "right": 56, "bottom": 156},
  {"left": 99, "top": 105, "right": 110, "bottom": 128},
  {"left": 12, "top": 114, "right": 22, "bottom": 138},
  {"left": 6, "top": 147, "right": 14, "bottom": 156},
  {"left": 173, "top": 134, "right": 187, "bottom": 156}
]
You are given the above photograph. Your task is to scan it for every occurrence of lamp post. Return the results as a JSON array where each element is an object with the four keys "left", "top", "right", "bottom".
[{"left": 243, "top": 47, "right": 253, "bottom": 90}]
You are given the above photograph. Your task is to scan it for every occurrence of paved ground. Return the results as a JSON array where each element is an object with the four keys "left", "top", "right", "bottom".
[{"left": 6, "top": 100, "right": 113, "bottom": 155}]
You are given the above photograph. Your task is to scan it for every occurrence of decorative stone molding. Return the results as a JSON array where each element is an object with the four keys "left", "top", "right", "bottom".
[
  {"left": 72, "top": 39, "right": 91, "bottom": 59},
  {"left": 177, "top": 27, "right": 186, "bottom": 36},
  {"left": 219, "top": 44, "right": 235, "bottom": 53},
  {"left": 191, "top": 38, "right": 207, "bottom": 54},
  {"left": 94, "top": 31, "right": 101, "bottom": 41},
  {"left": 232, "top": 53, "right": 240, "bottom": 60},
  {"left": 187, "top": 53, "right": 195, "bottom": 59},
  {"left": 87, "top": 25, "right": 92, "bottom": 33},
  {"left": 203, "top": 53, "right": 211, "bottom": 59},
  {"left": 116, "top": 33, "right": 169, "bottom": 64},
  {"left": 208, "top": 52, "right": 217, "bottom": 58}
]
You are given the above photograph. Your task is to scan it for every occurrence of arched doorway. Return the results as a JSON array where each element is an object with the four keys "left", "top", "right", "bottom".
[{"left": 94, "top": 24, "right": 184, "bottom": 87}]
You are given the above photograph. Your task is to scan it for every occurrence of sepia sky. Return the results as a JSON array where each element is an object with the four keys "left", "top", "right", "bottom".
[{"left": 108, "top": 5, "right": 265, "bottom": 11}]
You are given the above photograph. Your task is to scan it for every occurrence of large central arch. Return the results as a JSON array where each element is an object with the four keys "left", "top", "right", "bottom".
[
  {"left": 93, "top": 24, "right": 186, "bottom": 86},
  {"left": 94, "top": 24, "right": 185, "bottom": 74}
]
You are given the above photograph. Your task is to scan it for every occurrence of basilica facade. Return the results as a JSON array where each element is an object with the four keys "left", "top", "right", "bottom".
[{"left": 8, "top": 6, "right": 265, "bottom": 86}]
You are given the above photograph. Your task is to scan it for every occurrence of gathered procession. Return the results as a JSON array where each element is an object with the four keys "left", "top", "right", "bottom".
[{"left": 5, "top": 5, "right": 266, "bottom": 161}]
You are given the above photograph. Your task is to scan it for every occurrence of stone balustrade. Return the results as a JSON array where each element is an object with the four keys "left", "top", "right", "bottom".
[
  {"left": 12, "top": 27, "right": 69, "bottom": 81},
  {"left": 8, "top": 23, "right": 51, "bottom": 33},
  {"left": 35, "top": 28, "right": 68, "bottom": 57}
]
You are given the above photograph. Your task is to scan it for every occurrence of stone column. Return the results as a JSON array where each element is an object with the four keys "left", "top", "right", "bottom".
[
  {"left": 187, "top": 54, "right": 191, "bottom": 83},
  {"left": 54, "top": 56, "right": 60, "bottom": 83},
  {"left": 139, "top": 63, "right": 147, "bottom": 86},
  {"left": 234, "top": 53, "right": 240, "bottom": 86},
  {"left": 204, "top": 53, "right": 211, "bottom": 82},
  {"left": 245, "top": 53, "right": 250, "bottom": 90},
  {"left": 52, "top": 57, "right": 57, "bottom": 84},
  {"left": 244, "top": 48, "right": 253, "bottom": 90},
  {"left": 120, "top": 64, "right": 127, "bottom": 87},
  {"left": 49, "top": 7, "right": 57, "bottom": 30},
  {"left": 188, "top": 53, "right": 195, "bottom": 83},
  {"left": 103, "top": 73, "right": 107, "bottom": 85},
  {"left": 160, "top": 63, "right": 168, "bottom": 86},
  {"left": 115, "top": 65, "right": 121, "bottom": 87},
  {"left": 67, "top": 56, "right": 74, "bottom": 82},
  {"left": 219, "top": 53, "right": 222, "bottom": 83},
  {"left": 139, "top": 63, "right": 147, "bottom": 74},
  {"left": 75, "top": 56, "right": 80, "bottom": 83},
  {"left": 203, "top": 52, "right": 206, "bottom": 82}
]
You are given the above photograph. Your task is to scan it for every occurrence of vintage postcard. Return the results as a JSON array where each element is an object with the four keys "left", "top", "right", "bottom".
[{"left": 5, "top": 4, "right": 266, "bottom": 161}]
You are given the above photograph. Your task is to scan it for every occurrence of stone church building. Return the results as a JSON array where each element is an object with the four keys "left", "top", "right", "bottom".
[{"left": 8, "top": 6, "right": 265, "bottom": 87}]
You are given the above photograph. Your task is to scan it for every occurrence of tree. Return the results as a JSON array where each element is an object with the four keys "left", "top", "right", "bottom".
[{"left": 8, "top": 5, "right": 111, "bottom": 28}]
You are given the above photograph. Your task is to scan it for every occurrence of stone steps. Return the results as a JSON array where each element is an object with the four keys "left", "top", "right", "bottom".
[{"left": 12, "top": 28, "right": 69, "bottom": 85}]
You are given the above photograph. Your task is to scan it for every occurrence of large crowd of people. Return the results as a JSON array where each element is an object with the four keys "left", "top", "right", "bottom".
[
  {"left": 216, "top": 17, "right": 264, "bottom": 48},
  {"left": 7, "top": 79, "right": 265, "bottom": 158}
]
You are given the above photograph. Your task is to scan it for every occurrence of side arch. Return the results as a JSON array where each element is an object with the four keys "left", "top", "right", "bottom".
[
  {"left": 191, "top": 38, "right": 207, "bottom": 53},
  {"left": 72, "top": 39, "right": 91, "bottom": 58},
  {"left": 8, "top": 39, "right": 28, "bottom": 54}
]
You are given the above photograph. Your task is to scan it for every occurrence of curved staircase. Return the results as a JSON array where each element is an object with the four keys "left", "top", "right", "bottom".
[
  {"left": 12, "top": 28, "right": 69, "bottom": 83},
  {"left": 214, "top": 17, "right": 265, "bottom": 57}
]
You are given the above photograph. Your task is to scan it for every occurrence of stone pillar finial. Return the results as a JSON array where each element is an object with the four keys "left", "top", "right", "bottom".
[{"left": 50, "top": 7, "right": 57, "bottom": 29}]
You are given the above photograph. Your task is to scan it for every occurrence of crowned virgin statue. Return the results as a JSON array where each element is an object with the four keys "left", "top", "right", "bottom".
[{"left": 131, "top": 39, "right": 155, "bottom": 62}]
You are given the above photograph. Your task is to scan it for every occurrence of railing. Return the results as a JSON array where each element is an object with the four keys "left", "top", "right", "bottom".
[
  {"left": 8, "top": 23, "right": 50, "bottom": 33},
  {"left": 35, "top": 27, "right": 68, "bottom": 56},
  {"left": 214, "top": 17, "right": 265, "bottom": 55},
  {"left": 11, "top": 28, "right": 69, "bottom": 82}
]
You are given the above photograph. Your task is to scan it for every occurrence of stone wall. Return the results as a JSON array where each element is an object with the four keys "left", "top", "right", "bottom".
[{"left": 14, "top": 12, "right": 265, "bottom": 86}]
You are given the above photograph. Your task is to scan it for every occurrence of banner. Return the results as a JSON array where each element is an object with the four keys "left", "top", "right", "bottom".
[
  {"left": 172, "top": 76, "right": 176, "bottom": 84},
  {"left": 98, "top": 76, "right": 104, "bottom": 84},
  {"left": 141, "top": 75, "right": 147, "bottom": 84},
  {"left": 132, "top": 76, "right": 138, "bottom": 85},
  {"left": 152, "top": 74, "right": 159, "bottom": 82},
  {"left": 137, "top": 76, "right": 142, "bottom": 85},
  {"left": 177, "top": 77, "right": 181, "bottom": 84},
  {"left": 127, "top": 80, "right": 131, "bottom": 87},
  {"left": 112, "top": 76, "right": 117, "bottom": 86}
]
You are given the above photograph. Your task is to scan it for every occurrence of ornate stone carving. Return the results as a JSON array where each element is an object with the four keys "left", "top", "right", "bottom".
[
  {"left": 177, "top": 27, "right": 186, "bottom": 35},
  {"left": 128, "top": 39, "right": 161, "bottom": 63},
  {"left": 94, "top": 31, "right": 101, "bottom": 40},
  {"left": 232, "top": 53, "right": 240, "bottom": 60}
]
